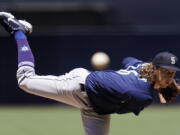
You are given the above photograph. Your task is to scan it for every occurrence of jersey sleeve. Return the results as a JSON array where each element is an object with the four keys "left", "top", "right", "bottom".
[{"left": 121, "top": 57, "right": 143, "bottom": 69}]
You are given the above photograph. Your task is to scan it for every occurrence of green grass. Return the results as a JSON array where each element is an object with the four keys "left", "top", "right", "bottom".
[{"left": 0, "top": 105, "right": 179, "bottom": 135}]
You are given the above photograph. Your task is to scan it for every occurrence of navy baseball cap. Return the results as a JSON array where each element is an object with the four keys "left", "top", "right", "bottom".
[{"left": 152, "top": 52, "right": 180, "bottom": 71}]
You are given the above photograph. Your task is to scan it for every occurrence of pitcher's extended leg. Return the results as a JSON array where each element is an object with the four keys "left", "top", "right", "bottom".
[{"left": 81, "top": 110, "right": 110, "bottom": 135}]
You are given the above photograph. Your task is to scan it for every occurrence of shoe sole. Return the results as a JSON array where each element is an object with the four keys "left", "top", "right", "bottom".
[{"left": 0, "top": 12, "right": 15, "bottom": 19}]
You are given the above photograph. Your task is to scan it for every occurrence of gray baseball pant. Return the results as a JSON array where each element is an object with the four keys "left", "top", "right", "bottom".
[{"left": 17, "top": 64, "right": 110, "bottom": 135}]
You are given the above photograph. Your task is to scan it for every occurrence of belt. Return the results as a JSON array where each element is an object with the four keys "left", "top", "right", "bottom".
[{"left": 80, "top": 84, "right": 86, "bottom": 91}]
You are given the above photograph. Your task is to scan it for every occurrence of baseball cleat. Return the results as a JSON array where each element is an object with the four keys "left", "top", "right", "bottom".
[{"left": 0, "top": 12, "right": 32, "bottom": 35}]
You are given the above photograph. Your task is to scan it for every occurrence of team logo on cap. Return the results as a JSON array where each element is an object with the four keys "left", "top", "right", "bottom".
[{"left": 171, "top": 56, "right": 176, "bottom": 65}]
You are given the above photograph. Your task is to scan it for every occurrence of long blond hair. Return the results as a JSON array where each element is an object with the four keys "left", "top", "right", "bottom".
[{"left": 139, "top": 63, "right": 155, "bottom": 82}]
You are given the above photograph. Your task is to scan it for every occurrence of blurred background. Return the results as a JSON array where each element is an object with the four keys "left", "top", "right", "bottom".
[{"left": 0, "top": 0, "right": 180, "bottom": 135}]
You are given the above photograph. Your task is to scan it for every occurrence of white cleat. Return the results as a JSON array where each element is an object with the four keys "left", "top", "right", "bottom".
[{"left": 0, "top": 11, "right": 33, "bottom": 35}]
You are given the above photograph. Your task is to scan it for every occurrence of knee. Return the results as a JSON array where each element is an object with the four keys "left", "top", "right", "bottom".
[
  {"left": 16, "top": 66, "right": 35, "bottom": 91},
  {"left": 18, "top": 77, "right": 28, "bottom": 91}
]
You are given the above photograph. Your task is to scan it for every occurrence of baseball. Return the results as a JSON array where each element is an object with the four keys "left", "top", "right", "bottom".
[{"left": 91, "top": 52, "right": 110, "bottom": 70}]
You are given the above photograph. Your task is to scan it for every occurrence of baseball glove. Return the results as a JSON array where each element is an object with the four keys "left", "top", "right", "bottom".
[{"left": 159, "top": 79, "right": 180, "bottom": 103}]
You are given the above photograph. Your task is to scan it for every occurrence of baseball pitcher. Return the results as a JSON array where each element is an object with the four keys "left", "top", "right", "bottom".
[{"left": 0, "top": 12, "right": 180, "bottom": 135}]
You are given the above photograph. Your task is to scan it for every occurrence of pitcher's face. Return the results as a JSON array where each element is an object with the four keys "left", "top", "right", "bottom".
[{"left": 153, "top": 67, "right": 176, "bottom": 89}]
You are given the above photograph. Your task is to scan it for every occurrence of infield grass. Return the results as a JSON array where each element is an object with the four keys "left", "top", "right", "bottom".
[{"left": 0, "top": 105, "right": 179, "bottom": 135}]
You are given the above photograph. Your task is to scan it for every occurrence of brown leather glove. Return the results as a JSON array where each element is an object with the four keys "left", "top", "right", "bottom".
[{"left": 159, "top": 79, "right": 180, "bottom": 103}]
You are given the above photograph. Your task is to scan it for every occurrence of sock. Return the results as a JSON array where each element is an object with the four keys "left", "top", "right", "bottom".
[{"left": 14, "top": 31, "right": 35, "bottom": 67}]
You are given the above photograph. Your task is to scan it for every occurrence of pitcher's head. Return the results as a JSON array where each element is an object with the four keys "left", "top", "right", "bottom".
[{"left": 140, "top": 52, "right": 180, "bottom": 89}]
